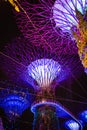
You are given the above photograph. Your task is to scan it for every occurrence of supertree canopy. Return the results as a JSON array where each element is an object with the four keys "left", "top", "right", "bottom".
[
  {"left": 0, "top": 36, "right": 82, "bottom": 89},
  {"left": 28, "top": 58, "right": 61, "bottom": 89},
  {"left": 27, "top": 57, "right": 69, "bottom": 107},
  {"left": 53, "top": 0, "right": 86, "bottom": 32},
  {"left": 13, "top": 0, "right": 78, "bottom": 55},
  {"left": 0, "top": 83, "right": 31, "bottom": 129},
  {"left": 1, "top": 94, "right": 29, "bottom": 119},
  {"left": 11, "top": 0, "right": 87, "bottom": 74},
  {"left": 0, "top": 84, "right": 30, "bottom": 121},
  {"left": 52, "top": 0, "right": 87, "bottom": 73}
]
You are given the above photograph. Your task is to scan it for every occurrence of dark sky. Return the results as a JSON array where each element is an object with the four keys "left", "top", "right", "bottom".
[{"left": 0, "top": 1, "right": 20, "bottom": 48}]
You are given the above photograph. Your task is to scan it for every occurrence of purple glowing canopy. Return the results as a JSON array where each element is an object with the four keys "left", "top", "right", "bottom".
[
  {"left": 13, "top": 0, "right": 78, "bottom": 54},
  {"left": 28, "top": 58, "right": 61, "bottom": 88},
  {"left": 27, "top": 58, "right": 73, "bottom": 90},
  {"left": 53, "top": 0, "right": 87, "bottom": 32},
  {"left": 0, "top": 36, "right": 83, "bottom": 89},
  {"left": 1, "top": 0, "right": 82, "bottom": 85},
  {"left": 0, "top": 0, "right": 84, "bottom": 90}
]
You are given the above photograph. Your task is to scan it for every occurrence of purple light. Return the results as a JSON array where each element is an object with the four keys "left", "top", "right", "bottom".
[
  {"left": 28, "top": 58, "right": 61, "bottom": 89},
  {"left": 13, "top": 0, "right": 78, "bottom": 55},
  {"left": 31, "top": 101, "right": 63, "bottom": 114},
  {"left": 53, "top": 0, "right": 86, "bottom": 32},
  {"left": 31, "top": 100, "right": 74, "bottom": 118},
  {"left": 0, "top": 37, "right": 82, "bottom": 89}
]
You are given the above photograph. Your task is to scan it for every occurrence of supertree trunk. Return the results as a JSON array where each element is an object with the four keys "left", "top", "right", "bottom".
[{"left": 32, "top": 105, "right": 59, "bottom": 130}]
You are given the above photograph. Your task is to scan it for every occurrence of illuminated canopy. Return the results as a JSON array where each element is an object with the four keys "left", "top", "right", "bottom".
[
  {"left": 53, "top": 0, "right": 87, "bottom": 74},
  {"left": 28, "top": 59, "right": 61, "bottom": 88},
  {"left": 1, "top": 94, "right": 29, "bottom": 117},
  {"left": 53, "top": 0, "right": 86, "bottom": 32}
]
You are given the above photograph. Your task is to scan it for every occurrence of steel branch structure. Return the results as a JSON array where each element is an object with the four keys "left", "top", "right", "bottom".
[{"left": 52, "top": 0, "right": 87, "bottom": 73}]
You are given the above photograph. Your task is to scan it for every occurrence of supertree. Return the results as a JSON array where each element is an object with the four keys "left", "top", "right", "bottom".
[
  {"left": 0, "top": 82, "right": 31, "bottom": 130},
  {"left": 4, "top": 0, "right": 83, "bottom": 77},
  {"left": 11, "top": 0, "right": 87, "bottom": 73},
  {"left": 52, "top": 0, "right": 87, "bottom": 73},
  {"left": 28, "top": 58, "right": 83, "bottom": 130},
  {"left": 0, "top": 34, "right": 84, "bottom": 129},
  {"left": 28, "top": 58, "right": 65, "bottom": 130}
]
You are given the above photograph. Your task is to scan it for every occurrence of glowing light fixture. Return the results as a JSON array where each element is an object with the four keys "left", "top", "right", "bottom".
[
  {"left": 65, "top": 120, "right": 80, "bottom": 130},
  {"left": 79, "top": 110, "right": 87, "bottom": 123},
  {"left": 1, "top": 94, "right": 29, "bottom": 119},
  {"left": 28, "top": 58, "right": 61, "bottom": 89}
]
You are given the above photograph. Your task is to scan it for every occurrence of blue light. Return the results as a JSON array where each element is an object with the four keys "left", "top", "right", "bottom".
[
  {"left": 31, "top": 100, "right": 72, "bottom": 118},
  {"left": 53, "top": 0, "right": 86, "bottom": 32},
  {"left": 80, "top": 110, "right": 87, "bottom": 123},
  {"left": 1, "top": 94, "right": 30, "bottom": 117},
  {"left": 31, "top": 101, "right": 63, "bottom": 114},
  {"left": 28, "top": 59, "right": 61, "bottom": 88},
  {"left": 65, "top": 120, "right": 80, "bottom": 130}
]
